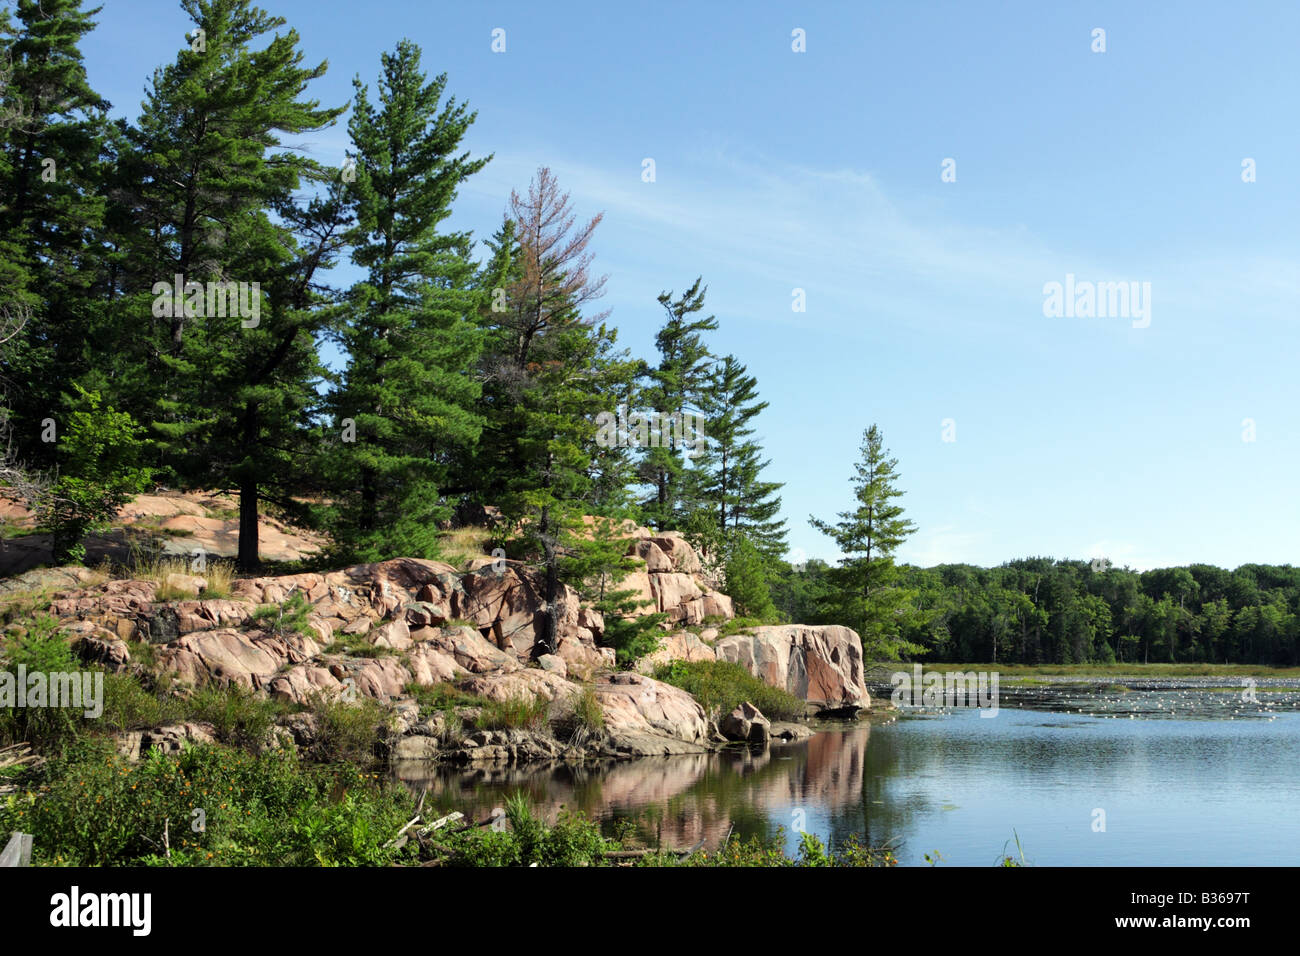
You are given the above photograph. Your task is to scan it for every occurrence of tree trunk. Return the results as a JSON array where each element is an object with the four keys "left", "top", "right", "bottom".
[
  {"left": 541, "top": 546, "right": 560, "bottom": 658},
  {"left": 537, "top": 502, "right": 560, "bottom": 658},
  {"left": 237, "top": 477, "right": 260, "bottom": 573}
]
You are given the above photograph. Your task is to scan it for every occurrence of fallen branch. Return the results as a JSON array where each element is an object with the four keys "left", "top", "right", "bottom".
[{"left": 416, "top": 811, "right": 463, "bottom": 835}]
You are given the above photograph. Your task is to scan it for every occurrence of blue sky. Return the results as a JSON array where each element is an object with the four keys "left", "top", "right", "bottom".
[{"left": 80, "top": 1, "right": 1300, "bottom": 571}]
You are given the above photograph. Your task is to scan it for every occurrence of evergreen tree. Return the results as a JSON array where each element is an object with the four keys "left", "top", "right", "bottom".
[
  {"left": 810, "top": 424, "right": 921, "bottom": 660},
  {"left": 723, "top": 534, "right": 777, "bottom": 621},
  {"left": 482, "top": 168, "right": 642, "bottom": 657},
  {"left": 636, "top": 278, "right": 716, "bottom": 530},
  {"left": 0, "top": 0, "right": 112, "bottom": 470},
  {"left": 115, "top": 0, "right": 346, "bottom": 569},
  {"left": 698, "top": 354, "right": 786, "bottom": 559},
  {"left": 329, "top": 40, "right": 488, "bottom": 559}
]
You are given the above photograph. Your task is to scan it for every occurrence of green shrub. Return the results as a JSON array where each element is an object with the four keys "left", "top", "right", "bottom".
[
  {"left": 404, "top": 681, "right": 484, "bottom": 714},
  {"left": 553, "top": 684, "right": 604, "bottom": 745},
  {"left": 665, "top": 827, "right": 897, "bottom": 867},
  {"left": 189, "top": 683, "right": 288, "bottom": 749},
  {"left": 475, "top": 694, "right": 549, "bottom": 731},
  {"left": 714, "top": 616, "right": 767, "bottom": 638},
  {"left": 34, "top": 385, "right": 152, "bottom": 565},
  {"left": 308, "top": 694, "right": 389, "bottom": 765},
  {"left": 251, "top": 590, "right": 315, "bottom": 639},
  {"left": 100, "top": 671, "right": 184, "bottom": 731},
  {"left": 652, "top": 659, "right": 806, "bottom": 721},
  {"left": 323, "top": 630, "right": 396, "bottom": 658},
  {"left": 0, "top": 614, "right": 84, "bottom": 751},
  {"left": 438, "top": 792, "right": 613, "bottom": 867},
  {"left": 0, "top": 737, "right": 415, "bottom": 866},
  {"left": 571, "top": 684, "right": 604, "bottom": 734}
]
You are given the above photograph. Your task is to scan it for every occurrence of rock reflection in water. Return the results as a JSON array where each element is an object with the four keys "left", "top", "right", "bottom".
[{"left": 393, "top": 723, "right": 873, "bottom": 851}]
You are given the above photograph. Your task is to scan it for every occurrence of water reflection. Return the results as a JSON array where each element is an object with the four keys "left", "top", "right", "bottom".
[
  {"left": 396, "top": 723, "right": 883, "bottom": 852},
  {"left": 395, "top": 691, "right": 1300, "bottom": 865}
]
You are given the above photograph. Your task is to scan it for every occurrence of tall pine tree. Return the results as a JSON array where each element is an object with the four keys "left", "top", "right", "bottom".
[
  {"left": 115, "top": 0, "right": 345, "bottom": 569},
  {"left": 697, "top": 353, "right": 786, "bottom": 559},
  {"left": 810, "top": 424, "right": 921, "bottom": 660},
  {"left": 636, "top": 277, "right": 716, "bottom": 530},
  {"left": 329, "top": 40, "right": 488, "bottom": 560},
  {"left": 0, "top": 0, "right": 112, "bottom": 472}
]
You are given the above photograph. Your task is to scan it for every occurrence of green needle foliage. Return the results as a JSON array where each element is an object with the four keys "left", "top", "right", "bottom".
[
  {"left": 810, "top": 424, "right": 923, "bottom": 660},
  {"left": 328, "top": 40, "right": 489, "bottom": 560},
  {"left": 697, "top": 354, "right": 787, "bottom": 560}
]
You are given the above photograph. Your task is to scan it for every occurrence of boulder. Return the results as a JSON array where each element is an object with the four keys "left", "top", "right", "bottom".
[
  {"left": 115, "top": 722, "right": 216, "bottom": 761},
  {"left": 626, "top": 538, "right": 673, "bottom": 573},
  {"left": 644, "top": 532, "right": 702, "bottom": 574},
  {"left": 455, "top": 565, "right": 546, "bottom": 657},
  {"left": 714, "top": 624, "right": 869, "bottom": 711},
  {"left": 370, "top": 618, "right": 412, "bottom": 651},
  {"left": 267, "top": 665, "right": 343, "bottom": 705},
  {"left": 173, "top": 598, "right": 255, "bottom": 635},
  {"left": 76, "top": 635, "right": 131, "bottom": 672},
  {"left": 720, "top": 701, "right": 771, "bottom": 745},
  {"left": 653, "top": 572, "right": 703, "bottom": 617},
  {"left": 769, "top": 720, "right": 815, "bottom": 741},
  {"left": 635, "top": 630, "right": 717, "bottom": 673},
  {"left": 618, "top": 570, "right": 658, "bottom": 616},
  {"left": 154, "top": 628, "right": 322, "bottom": 690},
  {"left": 347, "top": 657, "right": 412, "bottom": 700},
  {"left": 537, "top": 653, "right": 568, "bottom": 679},
  {"left": 405, "top": 644, "right": 465, "bottom": 685},
  {"left": 425, "top": 624, "right": 517, "bottom": 674},
  {"left": 555, "top": 636, "right": 608, "bottom": 679},
  {"left": 594, "top": 673, "right": 710, "bottom": 751},
  {"left": 390, "top": 736, "right": 441, "bottom": 761}
]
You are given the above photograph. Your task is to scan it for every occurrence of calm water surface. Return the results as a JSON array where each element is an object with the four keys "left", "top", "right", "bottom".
[{"left": 395, "top": 681, "right": 1300, "bottom": 865}]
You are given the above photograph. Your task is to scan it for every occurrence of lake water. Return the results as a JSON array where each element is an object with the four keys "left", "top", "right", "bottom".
[{"left": 394, "top": 679, "right": 1300, "bottom": 865}]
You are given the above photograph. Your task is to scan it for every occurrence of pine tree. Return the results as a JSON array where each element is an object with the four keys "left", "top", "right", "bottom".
[
  {"left": 810, "top": 424, "right": 922, "bottom": 660},
  {"left": 115, "top": 0, "right": 346, "bottom": 569},
  {"left": 329, "top": 40, "right": 488, "bottom": 559},
  {"left": 481, "top": 168, "right": 640, "bottom": 657},
  {"left": 0, "top": 0, "right": 112, "bottom": 470},
  {"left": 724, "top": 534, "right": 777, "bottom": 621},
  {"left": 637, "top": 278, "right": 716, "bottom": 530},
  {"left": 698, "top": 354, "right": 787, "bottom": 559}
]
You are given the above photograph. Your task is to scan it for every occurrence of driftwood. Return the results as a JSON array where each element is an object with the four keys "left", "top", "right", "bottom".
[
  {"left": 0, "top": 832, "right": 33, "bottom": 867},
  {"left": 0, "top": 742, "right": 40, "bottom": 770},
  {"left": 387, "top": 810, "right": 465, "bottom": 851}
]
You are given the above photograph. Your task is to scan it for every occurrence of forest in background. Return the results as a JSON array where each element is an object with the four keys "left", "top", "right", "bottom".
[{"left": 3, "top": 0, "right": 1297, "bottom": 668}]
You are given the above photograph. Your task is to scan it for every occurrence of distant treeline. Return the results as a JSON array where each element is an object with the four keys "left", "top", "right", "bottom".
[{"left": 770, "top": 558, "right": 1300, "bottom": 667}]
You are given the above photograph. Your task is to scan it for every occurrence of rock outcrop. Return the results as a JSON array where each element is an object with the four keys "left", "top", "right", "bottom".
[
  {"left": 9, "top": 509, "right": 878, "bottom": 764},
  {"left": 714, "top": 625, "right": 869, "bottom": 712},
  {"left": 634, "top": 630, "right": 718, "bottom": 674},
  {"left": 621, "top": 531, "right": 732, "bottom": 626}
]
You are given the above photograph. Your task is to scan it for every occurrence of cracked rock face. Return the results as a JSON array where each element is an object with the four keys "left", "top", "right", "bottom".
[{"left": 714, "top": 625, "right": 869, "bottom": 711}]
